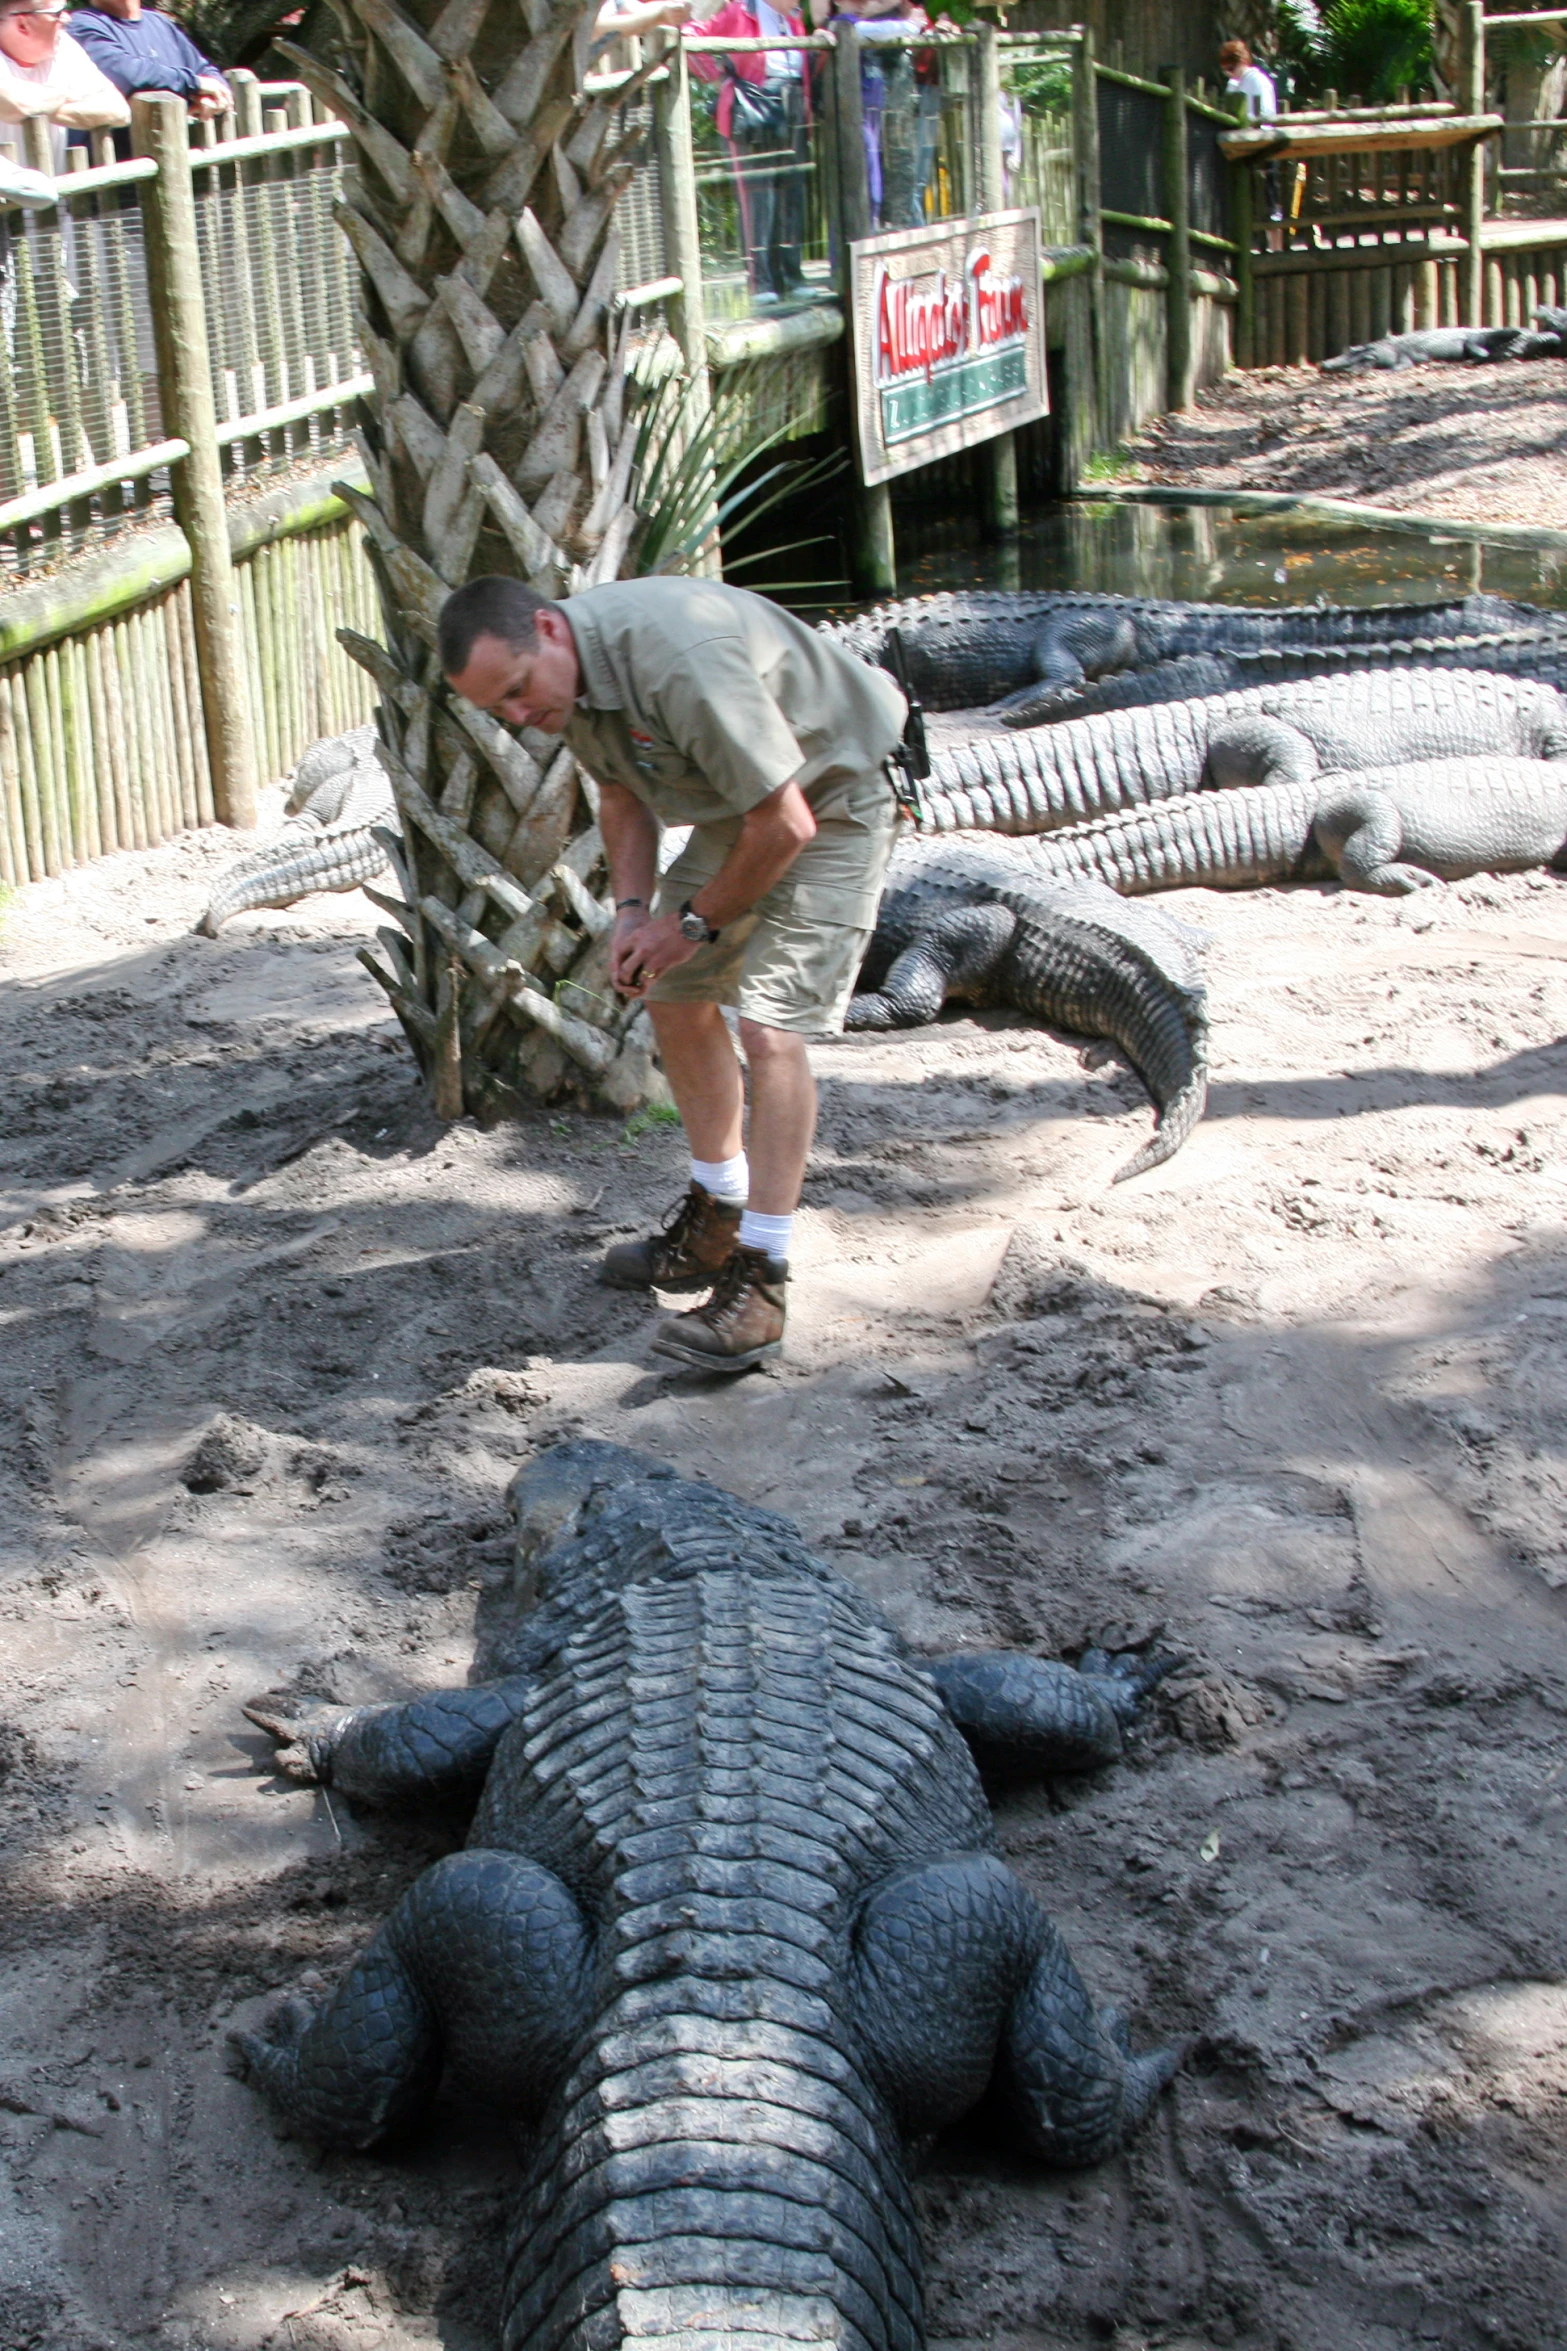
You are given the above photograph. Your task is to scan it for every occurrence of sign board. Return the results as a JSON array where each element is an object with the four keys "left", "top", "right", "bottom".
[{"left": 847, "top": 208, "right": 1048, "bottom": 489}]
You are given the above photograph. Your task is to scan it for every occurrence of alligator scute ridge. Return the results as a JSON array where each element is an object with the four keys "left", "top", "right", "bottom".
[
  {"left": 917, "top": 668, "right": 1567, "bottom": 837},
  {"left": 820, "top": 587, "right": 1567, "bottom": 726},
  {"left": 1013, "top": 755, "right": 1567, "bottom": 898},
  {"left": 850, "top": 835, "right": 1209, "bottom": 1182},
  {"left": 197, "top": 723, "right": 394, "bottom": 935},
  {"left": 231, "top": 1441, "right": 1185, "bottom": 2351}
]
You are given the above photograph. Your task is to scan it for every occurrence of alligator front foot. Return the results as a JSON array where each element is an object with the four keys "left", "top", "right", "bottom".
[
  {"left": 242, "top": 1692, "right": 360, "bottom": 1783},
  {"left": 929, "top": 1646, "right": 1180, "bottom": 1774}
]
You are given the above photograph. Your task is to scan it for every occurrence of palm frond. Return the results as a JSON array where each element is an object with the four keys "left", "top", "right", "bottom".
[{"left": 629, "top": 358, "right": 847, "bottom": 586}]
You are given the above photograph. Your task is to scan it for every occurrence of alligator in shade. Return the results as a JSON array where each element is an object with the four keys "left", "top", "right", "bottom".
[
  {"left": 1321, "top": 324, "right": 1562, "bottom": 371},
  {"left": 231, "top": 1440, "right": 1184, "bottom": 2351},
  {"left": 819, "top": 588, "right": 1567, "bottom": 726},
  {"left": 1010, "top": 754, "right": 1567, "bottom": 898},
  {"left": 849, "top": 836, "right": 1209, "bottom": 1182},
  {"left": 917, "top": 668, "right": 1567, "bottom": 835},
  {"left": 994, "top": 627, "right": 1567, "bottom": 724},
  {"left": 197, "top": 724, "right": 394, "bottom": 935}
]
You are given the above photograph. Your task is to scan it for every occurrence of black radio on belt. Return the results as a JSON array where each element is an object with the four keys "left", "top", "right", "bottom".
[{"left": 883, "top": 626, "right": 930, "bottom": 828}]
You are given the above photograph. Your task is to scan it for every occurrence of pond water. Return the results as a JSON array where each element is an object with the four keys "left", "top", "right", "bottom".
[{"left": 888, "top": 496, "right": 1567, "bottom": 611}]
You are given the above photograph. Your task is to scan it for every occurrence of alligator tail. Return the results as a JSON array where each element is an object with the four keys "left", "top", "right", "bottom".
[
  {"left": 1025, "top": 779, "right": 1321, "bottom": 894},
  {"left": 923, "top": 700, "right": 1217, "bottom": 835},
  {"left": 197, "top": 821, "right": 391, "bottom": 934},
  {"left": 500, "top": 1994, "right": 924, "bottom": 2351},
  {"left": 1112, "top": 1059, "right": 1207, "bottom": 1183}
]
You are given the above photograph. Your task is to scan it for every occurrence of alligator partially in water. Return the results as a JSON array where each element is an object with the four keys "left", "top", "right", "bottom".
[
  {"left": 849, "top": 835, "right": 1209, "bottom": 1181},
  {"left": 994, "top": 628, "right": 1567, "bottom": 724},
  {"left": 1013, "top": 754, "right": 1567, "bottom": 897},
  {"left": 232, "top": 1440, "right": 1183, "bottom": 2351},
  {"left": 918, "top": 668, "right": 1567, "bottom": 835},
  {"left": 821, "top": 588, "right": 1565, "bottom": 727}
]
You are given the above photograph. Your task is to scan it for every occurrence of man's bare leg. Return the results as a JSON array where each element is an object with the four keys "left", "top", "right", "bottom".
[
  {"left": 646, "top": 1000, "right": 744, "bottom": 1162},
  {"left": 599, "top": 1002, "right": 747, "bottom": 1293},
  {"left": 648, "top": 1017, "right": 810, "bottom": 1373},
  {"left": 737, "top": 1019, "right": 815, "bottom": 1216}
]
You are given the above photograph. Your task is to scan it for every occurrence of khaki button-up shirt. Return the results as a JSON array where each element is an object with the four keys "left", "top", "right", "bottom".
[{"left": 560, "top": 578, "right": 906, "bottom": 830}]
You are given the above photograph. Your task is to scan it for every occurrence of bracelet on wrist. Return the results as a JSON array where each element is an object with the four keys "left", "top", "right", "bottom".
[{"left": 615, "top": 896, "right": 646, "bottom": 911}]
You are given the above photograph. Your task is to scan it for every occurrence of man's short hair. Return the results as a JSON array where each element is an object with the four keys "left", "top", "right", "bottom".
[
  {"left": 1218, "top": 39, "right": 1252, "bottom": 72},
  {"left": 438, "top": 577, "right": 557, "bottom": 677}
]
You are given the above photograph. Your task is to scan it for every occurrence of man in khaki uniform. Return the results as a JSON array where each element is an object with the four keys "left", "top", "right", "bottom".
[{"left": 439, "top": 574, "right": 906, "bottom": 1372}]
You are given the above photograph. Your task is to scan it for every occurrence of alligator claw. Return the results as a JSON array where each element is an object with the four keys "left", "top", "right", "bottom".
[{"left": 242, "top": 1692, "right": 350, "bottom": 1782}]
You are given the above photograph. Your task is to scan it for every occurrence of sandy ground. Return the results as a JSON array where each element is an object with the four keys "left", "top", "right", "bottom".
[
  {"left": 2, "top": 791, "right": 1567, "bottom": 2351},
  {"left": 1126, "top": 359, "right": 1567, "bottom": 529}
]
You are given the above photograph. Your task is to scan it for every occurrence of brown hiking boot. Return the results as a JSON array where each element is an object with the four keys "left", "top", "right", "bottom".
[
  {"left": 650, "top": 1244, "right": 787, "bottom": 1374},
  {"left": 599, "top": 1181, "right": 743, "bottom": 1292}
]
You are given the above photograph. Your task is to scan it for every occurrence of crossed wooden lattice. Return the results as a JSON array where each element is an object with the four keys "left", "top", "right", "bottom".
[{"left": 287, "top": 0, "right": 665, "bottom": 1118}]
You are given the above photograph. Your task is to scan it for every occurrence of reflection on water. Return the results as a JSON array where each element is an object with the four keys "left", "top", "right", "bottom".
[{"left": 889, "top": 498, "right": 1567, "bottom": 611}]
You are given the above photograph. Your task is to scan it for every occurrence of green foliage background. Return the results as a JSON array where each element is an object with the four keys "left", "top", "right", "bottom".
[{"left": 1275, "top": 0, "right": 1436, "bottom": 105}]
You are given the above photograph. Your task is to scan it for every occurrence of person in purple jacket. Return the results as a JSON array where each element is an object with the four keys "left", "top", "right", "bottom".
[{"left": 67, "top": 0, "right": 232, "bottom": 120}]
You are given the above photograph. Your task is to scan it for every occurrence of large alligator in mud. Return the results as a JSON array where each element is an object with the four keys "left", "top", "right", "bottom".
[
  {"left": 197, "top": 725, "right": 394, "bottom": 934},
  {"left": 232, "top": 1440, "right": 1183, "bottom": 2351},
  {"left": 849, "top": 836, "right": 1208, "bottom": 1182},
  {"left": 820, "top": 588, "right": 1567, "bottom": 727},
  {"left": 1010, "top": 754, "right": 1567, "bottom": 898},
  {"left": 918, "top": 668, "right": 1567, "bottom": 835}
]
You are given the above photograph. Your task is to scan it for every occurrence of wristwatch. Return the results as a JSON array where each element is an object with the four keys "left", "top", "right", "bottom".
[{"left": 679, "top": 899, "right": 722, "bottom": 944}]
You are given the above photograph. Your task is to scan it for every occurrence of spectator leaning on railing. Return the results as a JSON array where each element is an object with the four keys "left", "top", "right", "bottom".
[
  {"left": 67, "top": 0, "right": 232, "bottom": 124},
  {"left": 0, "top": 1, "right": 128, "bottom": 175}
]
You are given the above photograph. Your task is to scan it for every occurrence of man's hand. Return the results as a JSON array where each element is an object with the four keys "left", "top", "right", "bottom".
[
  {"left": 190, "top": 76, "right": 233, "bottom": 118},
  {"left": 612, "top": 908, "right": 698, "bottom": 998}
]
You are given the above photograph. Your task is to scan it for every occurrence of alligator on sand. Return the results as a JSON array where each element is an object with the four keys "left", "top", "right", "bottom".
[
  {"left": 849, "top": 837, "right": 1209, "bottom": 1183},
  {"left": 197, "top": 724, "right": 394, "bottom": 935},
  {"left": 232, "top": 1440, "right": 1183, "bottom": 2351}
]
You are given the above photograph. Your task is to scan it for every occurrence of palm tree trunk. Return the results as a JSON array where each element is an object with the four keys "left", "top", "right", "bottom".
[{"left": 282, "top": 0, "right": 667, "bottom": 1119}]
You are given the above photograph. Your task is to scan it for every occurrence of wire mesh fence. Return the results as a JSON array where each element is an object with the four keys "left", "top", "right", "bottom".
[
  {"left": 0, "top": 153, "right": 172, "bottom": 578},
  {"left": 190, "top": 104, "right": 363, "bottom": 487},
  {"left": 0, "top": 89, "right": 363, "bottom": 581}
]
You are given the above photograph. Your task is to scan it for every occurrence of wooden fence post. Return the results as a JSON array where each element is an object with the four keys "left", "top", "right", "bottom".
[
  {"left": 1229, "top": 94, "right": 1254, "bottom": 368},
  {"left": 1459, "top": 0, "right": 1486, "bottom": 324},
  {"left": 1164, "top": 68, "right": 1193, "bottom": 409},
  {"left": 132, "top": 93, "right": 257, "bottom": 829},
  {"left": 1071, "top": 27, "right": 1105, "bottom": 458},
  {"left": 831, "top": 26, "right": 895, "bottom": 594},
  {"left": 976, "top": 23, "right": 1019, "bottom": 537}
]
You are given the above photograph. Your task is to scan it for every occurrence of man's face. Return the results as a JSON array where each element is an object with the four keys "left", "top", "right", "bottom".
[
  {"left": 446, "top": 610, "right": 581, "bottom": 735},
  {"left": 0, "top": 4, "right": 67, "bottom": 67}
]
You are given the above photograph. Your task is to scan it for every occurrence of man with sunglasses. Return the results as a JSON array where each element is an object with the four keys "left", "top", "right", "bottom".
[{"left": 0, "top": 0, "right": 127, "bottom": 173}]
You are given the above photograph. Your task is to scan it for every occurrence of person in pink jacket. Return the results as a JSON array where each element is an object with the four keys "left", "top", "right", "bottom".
[{"left": 690, "top": 0, "right": 812, "bottom": 305}]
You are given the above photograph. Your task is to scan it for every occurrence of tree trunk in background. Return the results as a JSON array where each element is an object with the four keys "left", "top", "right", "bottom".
[{"left": 284, "top": 1, "right": 667, "bottom": 1121}]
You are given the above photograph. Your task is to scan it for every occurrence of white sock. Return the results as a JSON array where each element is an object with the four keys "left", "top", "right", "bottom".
[
  {"left": 691, "top": 1152, "right": 749, "bottom": 1203},
  {"left": 739, "top": 1208, "right": 792, "bottom": 1261}
]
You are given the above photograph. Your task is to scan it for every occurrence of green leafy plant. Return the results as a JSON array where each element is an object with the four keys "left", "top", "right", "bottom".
[
  {"left": 621, "top": 1102, "right": 681, "bottom": 1143},
  {"left": 1276, "top": 0, "right": 1436, "bottom": 104},
  {"left": 630, "top": 358, "right": 847, "bottom": 592},
  {"left": 1082, "top": 447, "right": 1139, "bottom": 482},
  {"left": 1006, "top": 53, "right": 1072, "bottom": 117}
]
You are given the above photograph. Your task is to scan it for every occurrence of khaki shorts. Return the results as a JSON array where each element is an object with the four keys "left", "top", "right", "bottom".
[{"left": 648, "top": 772, "right": 898, "bottom": 1037}]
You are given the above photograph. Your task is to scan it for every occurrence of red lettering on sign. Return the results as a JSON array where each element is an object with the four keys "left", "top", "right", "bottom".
[{"left": 873, "top": 246, "right": 1030, "bottom": 387}]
